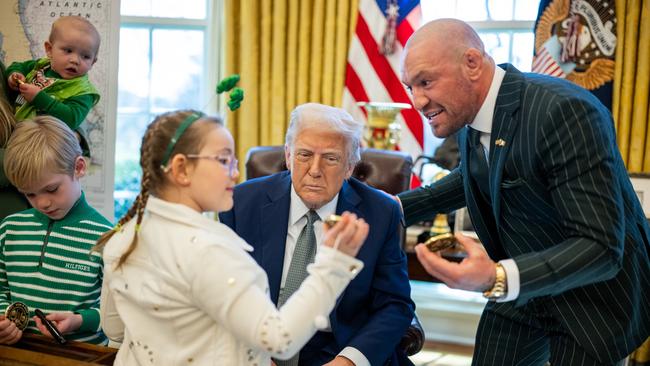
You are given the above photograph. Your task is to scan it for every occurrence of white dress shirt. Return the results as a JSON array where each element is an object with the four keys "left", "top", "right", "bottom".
[{"left": 468, "top": 65, "right": 520, "bottom": 302}]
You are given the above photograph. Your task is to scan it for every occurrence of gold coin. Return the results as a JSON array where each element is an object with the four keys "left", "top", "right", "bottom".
[
  {"left": 5, "top": 302, "right": 29, "bottom": 331},
  {"left": 324, "top": 214, "right": 342, "bottom": 228},
  {"left": 424, "top": 233, "right": 456, "bottom": 252}
]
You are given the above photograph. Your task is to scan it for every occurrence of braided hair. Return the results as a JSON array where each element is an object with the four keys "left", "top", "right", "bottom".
[{"left": 94, "top": 110, "right": 224, "bottom": 268}]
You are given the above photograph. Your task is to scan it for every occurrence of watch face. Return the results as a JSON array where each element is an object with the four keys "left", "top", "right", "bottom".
[{"left": 5, "top": 302, "right": 29, "bottom": 331}]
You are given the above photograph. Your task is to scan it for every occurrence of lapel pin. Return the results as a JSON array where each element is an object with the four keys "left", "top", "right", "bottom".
[{"left": 495, "top": 139, "right": 506, "bottom": 147}]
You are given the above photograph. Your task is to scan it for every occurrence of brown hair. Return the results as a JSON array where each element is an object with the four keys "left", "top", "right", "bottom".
[
  {"left": 94, "top": 110, "right": 223, "bottom": 268},
  {"left": 4, "top": 116, "right": 81, "bottom": 190}
]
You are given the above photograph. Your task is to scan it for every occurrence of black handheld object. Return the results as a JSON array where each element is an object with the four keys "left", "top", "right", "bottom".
[{"left": 34, "top": 309, "right": 67, "bottom": 344}]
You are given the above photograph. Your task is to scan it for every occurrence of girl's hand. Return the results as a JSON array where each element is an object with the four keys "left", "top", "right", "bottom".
[{"left": 322, "top": 211, "right": 369, "bottom": 257}]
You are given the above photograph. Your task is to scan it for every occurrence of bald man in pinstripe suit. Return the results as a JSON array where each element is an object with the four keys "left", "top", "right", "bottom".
[{"left": 398, "top": 19, "right": 650, "bottom": 366}]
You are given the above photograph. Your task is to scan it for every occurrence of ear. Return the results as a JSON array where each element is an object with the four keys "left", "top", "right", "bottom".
[
  {"left": 74, "top": 156, "right": 87, "bottom": 179},
  {"left": 44, "top": 41, "right": 53, "bottom": 58},
  {"left": 284, "top": 145, "right": 292, "bottom": 172},
  {"left": 167, "top": 154, "right": 193, "bottom": 187},
  {"left": 462, "top": 48, "right": 484, "bottom": 81}
]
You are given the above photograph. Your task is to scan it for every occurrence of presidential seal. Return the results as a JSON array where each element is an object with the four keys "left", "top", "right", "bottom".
[
  {"left": 532, "top": 0, "right": 616, "bottom": 90},
  {"left": 5, "top": 301, "right": 29, "bottom": 331}
]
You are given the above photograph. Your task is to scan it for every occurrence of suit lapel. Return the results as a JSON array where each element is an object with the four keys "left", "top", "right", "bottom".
[
  {"left": 260, "top": 172, "right": 292, "bottom": 304},
  {"left": 329, "top": 180, "right": 361, "bottom": 330},
  {"left": 489, "top": 64, "right": 523, "bottom": 227}
]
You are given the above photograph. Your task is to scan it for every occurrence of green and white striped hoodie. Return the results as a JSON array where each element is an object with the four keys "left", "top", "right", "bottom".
[{"left": 0, "top": 193, "right": 111, "bottom": 344}]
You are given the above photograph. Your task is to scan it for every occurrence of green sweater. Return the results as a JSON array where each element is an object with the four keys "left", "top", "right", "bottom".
[
  {"left": 0, "top": 193, "right": 111, "bottom": 344},
  {"left": 6, "top": 58, "right": 99, "bottom": 131}
]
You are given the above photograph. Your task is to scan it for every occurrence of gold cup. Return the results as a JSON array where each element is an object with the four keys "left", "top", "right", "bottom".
[{"left": 356, "top": 102, "right": 411, "bottom": 150}]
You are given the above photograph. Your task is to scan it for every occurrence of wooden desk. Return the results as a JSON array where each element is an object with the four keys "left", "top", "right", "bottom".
[{"left": 0, "top": 334, "right": 117, "bottom": 365}]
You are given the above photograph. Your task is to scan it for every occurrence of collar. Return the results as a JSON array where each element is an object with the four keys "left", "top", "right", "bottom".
[
  {"left": 32, "top": 191, "right": 89, "bottom": 224},
  {"left": 289, "top": 184, "right": 339, "bottom": 226},
  {"left": 146, "top": 196, "right": 253, "bottom": 251},
  {"left": 469, "top": 65, "right": 506, "bottom": 134}
]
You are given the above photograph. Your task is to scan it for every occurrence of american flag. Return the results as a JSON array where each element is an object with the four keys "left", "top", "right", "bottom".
[{"left": 343, "top": 0, "right": 424, "bottom": 188}]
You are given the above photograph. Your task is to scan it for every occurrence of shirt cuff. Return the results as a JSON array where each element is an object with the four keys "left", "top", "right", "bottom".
[
  {"left": 497, "top": 259, "right": 519, "bottom": 302},
  {"left": 339, "top": 347, "right": 370, "bottom": 366}
]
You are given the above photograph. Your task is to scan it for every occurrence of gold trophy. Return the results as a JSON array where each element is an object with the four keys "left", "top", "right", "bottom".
[{"left": 356, "top": 102, "right": 411, "bottom": 150}]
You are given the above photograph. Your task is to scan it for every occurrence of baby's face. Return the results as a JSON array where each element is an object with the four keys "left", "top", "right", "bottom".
[{"left": 45, "top": 27, "right": 98, "bottom": 79}]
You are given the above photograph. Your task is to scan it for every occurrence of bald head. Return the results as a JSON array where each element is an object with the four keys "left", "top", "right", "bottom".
[
  {"left": 400, "top": 19, "right": 496, "bottom": 138},
  {"left": 406, "top": 18, "right": 485, "bottom": 60}
]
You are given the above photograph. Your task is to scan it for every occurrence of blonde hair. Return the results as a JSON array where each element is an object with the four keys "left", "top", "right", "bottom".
[
  {"left": 50, "top": 16, "right": 101, "bottom": 55},
  {"left": 4, "top": 116, "right": 81, "bottom": 190},
  {"left": 94, "top": 110, "right": 223, "bottom": 268}
]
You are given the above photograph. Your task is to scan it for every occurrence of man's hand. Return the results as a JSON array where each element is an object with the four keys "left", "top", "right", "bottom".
[
  {"left": 323, "top": 355, "right": 355, "bottom": 366},
  {"left": 18, "top": 83, "right": 42, "bottom": 103},
  {"left": 414, "top": 232, "right": 496, "bottom": 292},
  {"left": 0, "top": 316, "right": 23, "bottom": 345},
  {"left": 8, "top": 72, "right": 25, "bottom": 90},
  {"left": 33, "top": 312, "right": 82, "bottom": 337}
]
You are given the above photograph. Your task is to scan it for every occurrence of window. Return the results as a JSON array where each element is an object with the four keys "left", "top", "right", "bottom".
[
  {"left": 114, "top": 0, "right": 222, "bottom": 219},
  {"left": 421, "top": 0, "right": 539, "bottom": 72}
]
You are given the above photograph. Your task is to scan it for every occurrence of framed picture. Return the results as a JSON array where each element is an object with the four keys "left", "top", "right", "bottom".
[{"left": 630, "top": 173, "right": 650, "bottom": 218}]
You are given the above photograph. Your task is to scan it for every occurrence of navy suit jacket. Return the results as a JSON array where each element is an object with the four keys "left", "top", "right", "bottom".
[
  {"left": 220, "top": 172, "right": 415, "bottom": 365},
  {"left": 399, "top": 64, "right": 650, "bottom": 363}
]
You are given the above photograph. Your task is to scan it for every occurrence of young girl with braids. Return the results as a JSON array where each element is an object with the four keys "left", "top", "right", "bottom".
[{"left": 96, "top": 110, "right": 369, "bottom": 365}]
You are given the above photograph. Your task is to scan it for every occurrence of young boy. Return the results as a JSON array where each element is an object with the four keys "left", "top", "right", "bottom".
[
  {"left": 0, "top": 116, "right": 111, "bottom": 345},
  {"left": 5, "top": 16, "right": 100, "bottom": 149}
]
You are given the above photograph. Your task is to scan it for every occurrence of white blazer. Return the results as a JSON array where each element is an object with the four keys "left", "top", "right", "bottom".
[{"left": 101, "top": 196, "right": 363, "bottom": 365}]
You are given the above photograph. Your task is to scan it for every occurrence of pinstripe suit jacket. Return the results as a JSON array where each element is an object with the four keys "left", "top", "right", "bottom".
[{"left": 399, "top": 64, "right": 650, "bottom": 363}]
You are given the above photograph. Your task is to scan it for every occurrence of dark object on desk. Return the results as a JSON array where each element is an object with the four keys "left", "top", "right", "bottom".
[
  {"left": 0, "top": 333, "right": 117, "bottom": 365},
  {"left": 35, "top": 309, "right": 67, "bottom": 344}
]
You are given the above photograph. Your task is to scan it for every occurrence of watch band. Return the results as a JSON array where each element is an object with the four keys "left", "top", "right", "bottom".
[{"left": 483, "top": 262, "right": 507, "bottom": 300}]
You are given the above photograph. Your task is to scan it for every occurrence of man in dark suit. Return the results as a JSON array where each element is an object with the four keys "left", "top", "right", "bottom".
[
  {"left": 220, "top": 103, "right": 414, "bottom": 366},
  {"left": 398, "top": 19, "right": 650, "bottom": 366}
]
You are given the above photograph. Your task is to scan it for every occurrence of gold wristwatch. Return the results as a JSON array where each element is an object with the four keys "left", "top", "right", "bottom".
[{"left": 483, "top": 263, "right": 507, "bottom": 300}]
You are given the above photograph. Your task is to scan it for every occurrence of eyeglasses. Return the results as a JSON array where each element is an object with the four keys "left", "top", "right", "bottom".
[{"left": 186, "top": 154, "right": 239, "bottom": 176}]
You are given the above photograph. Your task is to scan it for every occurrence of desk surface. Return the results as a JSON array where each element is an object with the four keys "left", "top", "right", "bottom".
[{"left": 0, "top": 334, "right": 117, "bottom": 366}]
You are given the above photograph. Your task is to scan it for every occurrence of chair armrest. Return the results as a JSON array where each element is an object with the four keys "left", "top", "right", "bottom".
[{"left": 400, "top": 315, "right": 425, "bottom": 356}]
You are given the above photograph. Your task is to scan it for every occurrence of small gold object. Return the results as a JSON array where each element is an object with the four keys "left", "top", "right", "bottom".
[
  {"left": 5, "top": 301, "right": 29, "bottom": 330},
  {"left": 16, "top": 79, "right": 25, "bottom": 85},
  {"left": 324, "top": 214, "right": 342, "bottom": 228},
  {"left": 423, "top": 233, "right": 456, "bottom": 252},
  {"left": 495, "top": 139, "right": 506, "bottom": 147},
  {"left": 483, "top": 263, "right": 508, "bottom": 300}
]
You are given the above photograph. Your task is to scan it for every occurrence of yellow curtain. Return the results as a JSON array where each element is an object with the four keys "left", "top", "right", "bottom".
[
  {"left": 613, "top": 0, "right": 650, "bottom": 172},
  {"left": 224, "top": 0, "right": 358, "bottom": 179}
]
